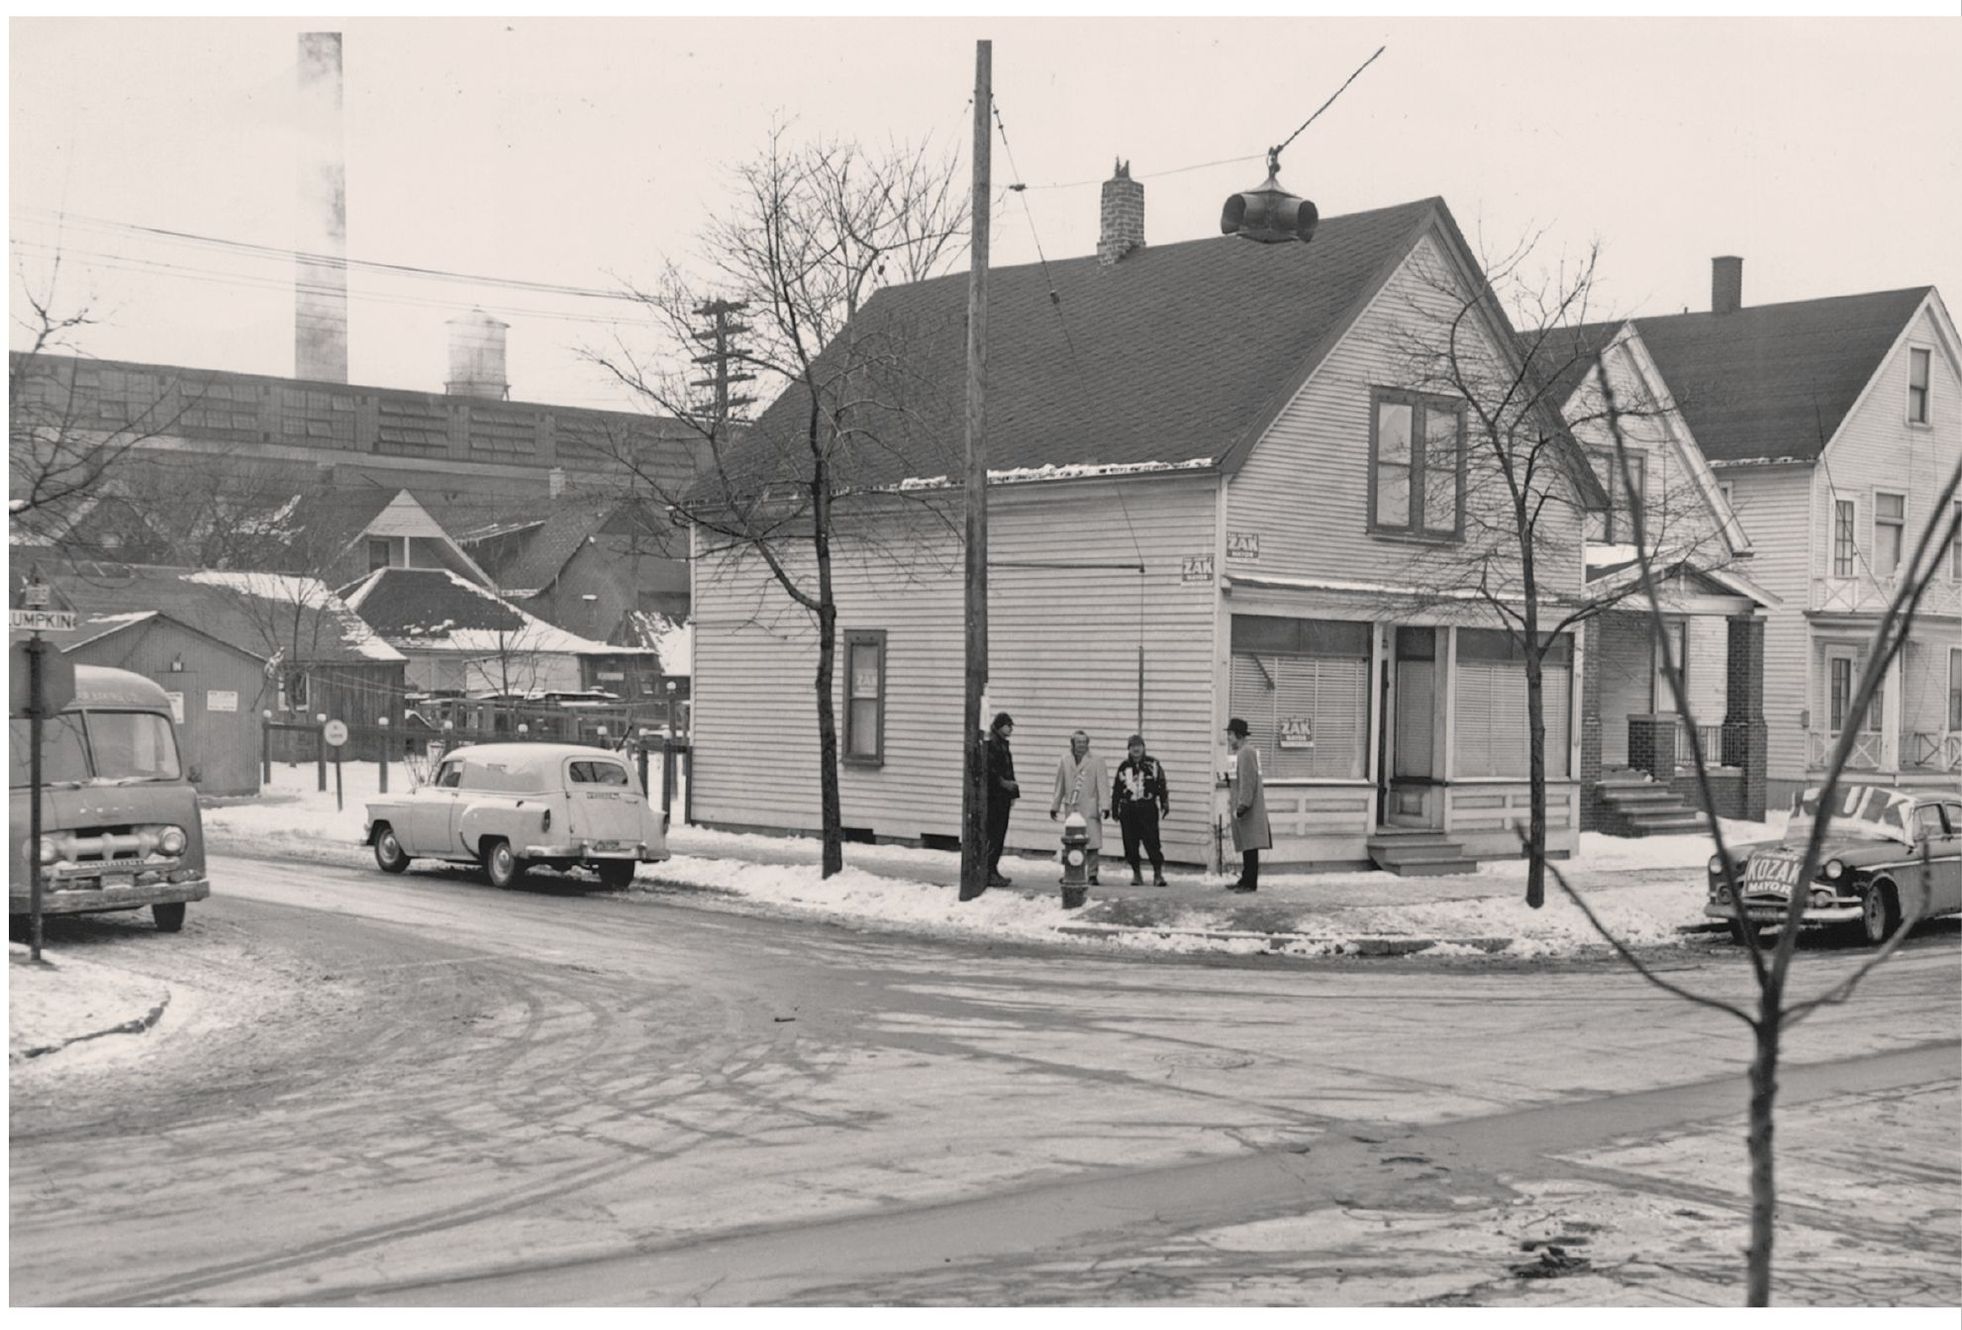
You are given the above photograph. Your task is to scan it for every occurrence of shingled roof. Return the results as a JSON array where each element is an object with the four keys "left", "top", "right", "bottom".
[
  {"left": 1627, "top": 287, "right": 1933, "bottom": 465},
  {"left": 712, "top": 197, "right": 1453, "bottom": 497},
  {"left": 343, "top": 567, "right": 643, "bottom": 656}
]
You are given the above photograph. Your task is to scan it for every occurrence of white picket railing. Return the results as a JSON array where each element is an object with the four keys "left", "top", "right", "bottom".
[
  {"left": 1674, "top": 719, "right": 1732, "bottom": 769},
  {"left": 1807, "top": 729, "right": 1885, "bottom": 770},
  {"left": 1812, "top": 575, "right": 1962, "bottom": 618},
  {"left": 1902, "top": 730, "right": 1962, "bottom": 773}
]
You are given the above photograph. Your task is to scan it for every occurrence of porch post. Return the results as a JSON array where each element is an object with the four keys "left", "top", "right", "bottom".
[
  {"left": 1723, "top": 616, "right": 1767, "bottom": 820},
  {"left": 1880, "top": 646, "right": 1904, "bottom": 773},
  {"left": 1579, "top": 618, "right": 1605, "bottom": 832}
]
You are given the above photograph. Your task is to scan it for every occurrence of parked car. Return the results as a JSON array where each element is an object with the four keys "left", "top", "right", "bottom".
[
  {"left": 1706, "top": 785, "right": 1962, "bottom": 946},
  {"left": 362, "top": 742, "right": 668, "bottom": 889},
  {"left": 9, "top": 665, "right": 210, "bottom": 933}
]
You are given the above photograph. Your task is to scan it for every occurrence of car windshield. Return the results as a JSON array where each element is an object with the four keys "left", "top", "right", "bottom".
[
  {"left": 83, "top": 711, "right": 182, "bottom": 783},
  {"left": 1784, "top": 786, "right": 1912, "bottom": 846},
  {"left": 9, "top": 715, "right": 91, "bottom": 787}
]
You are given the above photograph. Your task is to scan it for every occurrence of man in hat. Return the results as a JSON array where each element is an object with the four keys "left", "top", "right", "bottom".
[
  {"left": 1050, "top": 730, "right": 1108, "bottom": 885},
  {"left": 1112, "top": 733, "right": 1170, "bottom": 886},
  {"left": 982, "top": 712, "right": 1020, "bottom": 888},
  {"left": 1224, "top": 717, "right": 1270, "bottom": 892}
]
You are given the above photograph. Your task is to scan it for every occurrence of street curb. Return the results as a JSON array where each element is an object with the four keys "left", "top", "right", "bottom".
[
  {"left": 13, "top": 991, "right": 172, "bottom": 1062},
  {"left": 1055, "top": 923, "right": 1515, "bottom": 956}
]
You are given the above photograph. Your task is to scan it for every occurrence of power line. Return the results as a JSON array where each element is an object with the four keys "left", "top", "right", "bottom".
[
  {"left": 10, "top": 206, "right": 644, "bottom": 304},
  {"left": 989, "top": 98, "right": 1078, "bottom": 365},
  {"left": 1273, "top": 45, "right": 1385, "bottom": 159}
]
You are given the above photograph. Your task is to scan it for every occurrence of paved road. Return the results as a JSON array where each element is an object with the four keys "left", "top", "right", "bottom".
[{"left": 10, "top": 852, "right": 1959, "bottom": 1306}]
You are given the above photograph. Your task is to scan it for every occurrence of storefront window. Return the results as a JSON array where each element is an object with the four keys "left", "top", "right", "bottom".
[
  {"left": 1454, "top": 629, "right": 1573, "bottom": 778},
  {"left": 1229, "top": 616, "right": 1371, "bottom": 779}
]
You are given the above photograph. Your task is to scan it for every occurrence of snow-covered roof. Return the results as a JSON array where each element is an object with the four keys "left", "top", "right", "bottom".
[
  {"left": 345, "top": 566, "right": 653, "bottom": 657},
  {"left": 620, "top": 610, "right": 692, "bottom": 677},
  {"left": 891, "top": 458, "right": 1215, "bottom": 492}
]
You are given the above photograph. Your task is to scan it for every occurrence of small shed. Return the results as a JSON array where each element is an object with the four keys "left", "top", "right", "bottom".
[{"left": 59, "top": 612, "right": 269, "bottom": 795}]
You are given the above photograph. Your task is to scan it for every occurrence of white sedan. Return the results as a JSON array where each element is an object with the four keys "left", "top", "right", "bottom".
[{"left": 363, "top": 743, "right": 669, "bottom": 889}]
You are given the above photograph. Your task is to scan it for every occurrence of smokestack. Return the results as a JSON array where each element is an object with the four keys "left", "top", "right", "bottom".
[
  {"left": 1712, "top": 255, "right": 1743, "bottom": 316},
  {"left": 296, "top": 32, "right": 349, "bottom": 382},
  {"left": 445, "top": 309, "right": 510, "bottom": 399},
  {"left": 1097, "top": 159, "right": 1144, "bottom": 267}
]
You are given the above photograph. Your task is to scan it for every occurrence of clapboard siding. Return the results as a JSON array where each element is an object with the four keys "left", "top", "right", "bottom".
[
  {"left": 1723, "top": 466, "right": 1813, "bottom": 781},
  {"left": 691, "top": 473, "right": 1225, "bottom": 862},
  {"left": 1228, "top": 231, "right": 1585, "bottom": 600}
]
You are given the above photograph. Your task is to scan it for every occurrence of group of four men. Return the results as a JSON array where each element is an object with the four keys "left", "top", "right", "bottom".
[{"left": 978, "top": 714, "right": 1271, "bottom": 893}]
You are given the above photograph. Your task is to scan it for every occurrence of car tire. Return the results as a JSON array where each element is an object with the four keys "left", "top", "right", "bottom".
[
  {"left": 1860, "top": 880, "right": 1902, "bottom": 947},
  {"left": 153, "top": 902, "right": 186, "bottom": 933},
  {"left": 373, "top": 824, "right": 411, "bottom": 875},
  {"left": 597, "top": 860, "right": 636, "bottom": 890},
  {"left": 482, "top": 838, "right": 527, "bottom": 889}
]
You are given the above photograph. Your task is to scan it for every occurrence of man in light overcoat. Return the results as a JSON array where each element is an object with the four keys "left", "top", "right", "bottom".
[
  {"left": 1050, "top": 729, "right": 1109, "bottom": 885},
  {"left": 1224, "top": 717, "right": 1270, "bottom": 892}
]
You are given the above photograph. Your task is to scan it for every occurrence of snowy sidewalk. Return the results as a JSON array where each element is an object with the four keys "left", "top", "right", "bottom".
[
  {"left": 10, "top": 944, "right": 173, "bottom": 1062},
  {"left": 200, "top": 762, "right": 1785, "bottom": 960}
]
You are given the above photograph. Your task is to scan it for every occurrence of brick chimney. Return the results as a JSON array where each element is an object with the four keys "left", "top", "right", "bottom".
[
  {"left": 1097, "top": 160, "right": 1144, "bottom": 266},
  {"left": 1712, "top": 255, "right": 1743, "bottom": 315}
]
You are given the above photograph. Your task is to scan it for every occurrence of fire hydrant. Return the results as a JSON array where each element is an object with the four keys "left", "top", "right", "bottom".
[{"left": 1058, "top": 811, "right": 1090, "bottom": 909}]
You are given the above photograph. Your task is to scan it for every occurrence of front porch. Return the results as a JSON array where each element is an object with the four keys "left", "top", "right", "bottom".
[{"left": 1797, "top": 631, "right": 1961, "bottom": 788}]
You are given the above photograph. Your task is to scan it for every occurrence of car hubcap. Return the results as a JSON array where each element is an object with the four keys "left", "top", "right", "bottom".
[{"left": 381, "top": 833, "right": 399, "bottom": 860}]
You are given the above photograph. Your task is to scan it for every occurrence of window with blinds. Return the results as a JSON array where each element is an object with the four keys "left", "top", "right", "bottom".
[
  {"left": 1453, "top": 629, "right": 1573, "bottom": 778},
  {"left": 1229, "top": 616, "right": 1370, "bottom": 780}
]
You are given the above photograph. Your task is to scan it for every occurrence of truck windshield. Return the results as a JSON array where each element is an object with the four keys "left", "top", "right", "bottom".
[
  {"left": 84, "top": 711, "right": 182, "bottom": 783},
  {"left": 9, "top": 715, "right": 92, "bottom": 787}
]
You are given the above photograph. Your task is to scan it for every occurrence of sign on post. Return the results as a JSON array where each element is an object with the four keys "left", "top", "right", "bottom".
[
  {"left": 323, "top": 720, "right": 349, "bottom": 747},
  {"left": 8, "top": 641, "right": 76, "bottom": 718},
  {"left": 10, "top": 609, "right": 77, "bottom": 633}
]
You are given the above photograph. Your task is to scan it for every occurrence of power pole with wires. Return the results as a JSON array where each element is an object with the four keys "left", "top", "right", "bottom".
[
  {"left": 691, "top": 299, "right": 755, "bottom": 425},
  {"left": 958, "top": 39, "right": 992, "bottom": 903}
]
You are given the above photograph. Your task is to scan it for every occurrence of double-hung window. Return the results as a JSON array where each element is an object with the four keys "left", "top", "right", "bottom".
[
  {"left": 1832, "top": 499, "right": 1858, "bottom": 577},
  {"left": 1370, "top": 390, "right": 1464, "bottom": 539},
  {"left": 1907, "top": 347, "right": 1931, "bottom": 425},
  {"left": 1874, "top": 492, "right": 1905, "bottom": 577},
  {"left": 843, "top": 630, "right": 886, "bottom": 766},
  {"left": 1585, "top": 448, "right": 1646, "bottom": 543}
]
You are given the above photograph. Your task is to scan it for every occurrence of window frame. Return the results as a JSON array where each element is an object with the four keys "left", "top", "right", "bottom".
[
  {"left": 1832, "top": 497, "right": 1858, "bottom": 578},
  {"left": 1906, "top": 345, "right": 1932, "bottom": 426},
  {"left": 1585, "top": 446, "right": 1647, "bottom": 544},
  {"left": 1873, "top": 489, "right": 1906, "bottom": 577},
  {"left": 1367, "top": 388, "right": 1466, "bottom": 542},
  {"left": 841, "top": 629, "right": 887, "bottom": 768},
  {"left": 368, "top": 537, "right": 393, "bottom": 572}
]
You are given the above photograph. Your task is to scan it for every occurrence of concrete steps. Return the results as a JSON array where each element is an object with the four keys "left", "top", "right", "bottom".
[
  {"left": 1595, "top": 771, "right": 1710, "bottom": 837},
  {"left": 1367, "top": 830, "right": 1479, "bottom": 877}
]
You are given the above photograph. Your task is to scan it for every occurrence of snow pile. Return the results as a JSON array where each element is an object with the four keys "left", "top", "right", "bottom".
[{"left": 892, "top": 458, "right": 1214, "bottom": 491}]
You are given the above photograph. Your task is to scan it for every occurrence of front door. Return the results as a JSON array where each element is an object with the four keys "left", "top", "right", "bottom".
[{"left": 1379, "top": 627, "right": 1440, "bottom": 828}]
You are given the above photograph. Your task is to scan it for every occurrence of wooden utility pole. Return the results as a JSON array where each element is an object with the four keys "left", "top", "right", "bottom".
[
  {"left": 691, "top": 299, "right": 755, "bottom": 425},
  {"left": 958, "top": 39, "right": 992, "bottom": 902}
]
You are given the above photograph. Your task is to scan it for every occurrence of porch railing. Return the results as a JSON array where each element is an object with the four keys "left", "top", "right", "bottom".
[
  {"left": 1807, "top": 729, "right": 1885, "bottom": 770},
  {"left": 1674, "top": 718, "right": 1732, "bottom": 768},
  {"left": 1812, "top": 574, "right": 1962, "bottom": 618},
  {"left": 1902, "top": 730, "right": 1962, "bottom": 773}
]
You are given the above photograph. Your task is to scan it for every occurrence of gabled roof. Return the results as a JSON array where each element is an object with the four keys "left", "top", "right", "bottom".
[
  {"left": 713, "top": 197, "right": 1452, "bottom": 496},
  {"left": 343, "top": 566, "right": 649, "bottom": 657},
  {"left": 58, "top": 608, "right": 272, "bottom": 665},
  {"left": 44, "top": 564, "right": 404, "bottom": 665},
  {"left": 1516, "top": 320, "right": 1626, "bottom": 419},
  {"left": 1628, "top": 287, "right": 1933, "bottom": 465},
  {"left": 494, "top": 503, "right": 615, "bottom": 594}
]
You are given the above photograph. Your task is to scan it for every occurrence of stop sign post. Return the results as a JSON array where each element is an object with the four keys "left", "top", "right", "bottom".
[
  {"left": 324, "top": 718, "right": 349, "bottom": 812},
  {"left": 12, "top": 589, "right": 79, "bottom": 963}
]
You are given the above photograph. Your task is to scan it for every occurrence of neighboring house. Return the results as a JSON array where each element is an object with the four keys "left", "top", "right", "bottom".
[
  {"left": 1532, "top": 318, "right": 1779, "bottom": 832},
  {"left": 54, "top": 611, "right": 269, "bottom": 796},
  {"left": 42, "top": 563, "right": 408, "bottom": 766},
  {"left": 342, "top": 566, "right": 661, "bottom": 706},
  {"left": 456, "top": 496, "right": 691, "bottom": 640},
  {"left": 688, "top": 178, "right": 1607, "bottom": 870},
  {"left": 620, "top": 609, "right": 693, "bottom": 727},
  {"left": 293, "top": 488, "right": 498, "bottom": 589},
  {"left": 1573, "top": 265, "right": 1960, "bottom": 802}
]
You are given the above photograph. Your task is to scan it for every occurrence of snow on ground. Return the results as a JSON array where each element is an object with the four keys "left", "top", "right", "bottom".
[
  {"left": 10, "top": 943, "right": 171, "bottom": 1062},
  {"left": 199, "top": 760, "right": 1768, "bottom": 959}
]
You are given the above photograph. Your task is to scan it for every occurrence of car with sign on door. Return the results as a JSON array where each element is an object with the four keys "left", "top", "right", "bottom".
[
  {"left": 1706, "top": 785, "right": 1962, "bottom": 946},
  {"left": 363, "top": 743, "right": 667, "bottom": 889}
]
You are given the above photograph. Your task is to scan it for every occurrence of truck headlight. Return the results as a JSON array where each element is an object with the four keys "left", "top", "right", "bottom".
[
  {"left": 1823, "top": 859, "right": 1844, "bottom": 881},
  {"left": 1707, "top": 854, "right": 1727, "bottom": 875},
  {"left": 159, "top": 826, "right": 187, "bottom": 856},
  {"left": 38, "top": 837, "right": 58, "bottom": 865}
]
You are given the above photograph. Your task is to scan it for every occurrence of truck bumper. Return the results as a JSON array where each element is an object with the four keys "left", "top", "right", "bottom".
[
  {"left": 12, "top": 875, "right": 211, "bottom": 916},
  {"left": 1704, "top": 902, "right": 1863, "bottom": 925}
]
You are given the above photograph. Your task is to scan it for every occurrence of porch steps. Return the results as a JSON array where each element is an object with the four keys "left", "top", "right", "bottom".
[
  {"left": 1367, "top": 830, "right": 1479, "bottom": 877},
  {"left": 1595, "top": 771, "right": 1710, "bottom": 837}
]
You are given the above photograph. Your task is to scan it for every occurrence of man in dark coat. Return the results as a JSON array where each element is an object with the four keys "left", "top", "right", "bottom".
[
  {"left": 982, "top": 712, "right": 1020, "bottom": 887},
  {"left": 1225, "top": 717, "right": 1270, "bottom": 892},
  {"left": 1111, "top": 733, "right": 1170, "bottom": 886}
]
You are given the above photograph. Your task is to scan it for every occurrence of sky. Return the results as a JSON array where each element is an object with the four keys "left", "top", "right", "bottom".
[{"left": 10, "top": 15, "right": 1961, "bottom": 412}]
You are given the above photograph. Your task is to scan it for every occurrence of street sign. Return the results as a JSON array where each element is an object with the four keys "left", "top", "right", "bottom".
[
  {"left": 323, "top": 719, "right": 350, "bottom": 747},
  {"left": 10, "top": 609, "right": 77, "bottom": 632},
  {"left": 8, "top": 641, "right": 76, "bottom": 718}
]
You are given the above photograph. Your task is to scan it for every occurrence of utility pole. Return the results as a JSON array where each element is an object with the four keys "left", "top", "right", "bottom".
[
  {"left": 691, "top": 299, "right": 755, "bottom": 426},
  {"left": 958, "top": 39, "right": 992, "bottom": 902}
]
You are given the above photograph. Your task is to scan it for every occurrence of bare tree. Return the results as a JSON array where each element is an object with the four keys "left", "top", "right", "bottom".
[
  {"left": 9, "top": 265, "right": 190, "bottom": 548},
  {"left": 588, "top": 127, "right": 967, "bottom": 877},
  {"left": 1534, "top": 368, "right": 1962, "bottom": 1305},
  {"left": 1382, "top": 238, "right": 1738, "bottom": 907}
]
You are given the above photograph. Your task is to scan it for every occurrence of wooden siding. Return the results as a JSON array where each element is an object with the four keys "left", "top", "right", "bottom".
[
  {"left": 1227, "top": 231, "right": 1586, "bottom": 601},
  {"left": 690, "top": 474, "right": 1226, "bottom": 863},
  {"left": 1722, "top": 466, "right": 1813, "bottom": 781}
]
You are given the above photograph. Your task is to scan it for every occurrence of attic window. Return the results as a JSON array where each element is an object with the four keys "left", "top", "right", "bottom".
[
  {"left": 1368, "top": 390, "right": 1464, "bottom": 540},
  {"left": 1907, "top": 347, "right": 1931, "bottom": 425},
  {"left": 369, "top": 538, "right": 392, "bottom": 572},
  {"left": 1585, "top": 448, "right": 1646, "bottom": 544}
]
